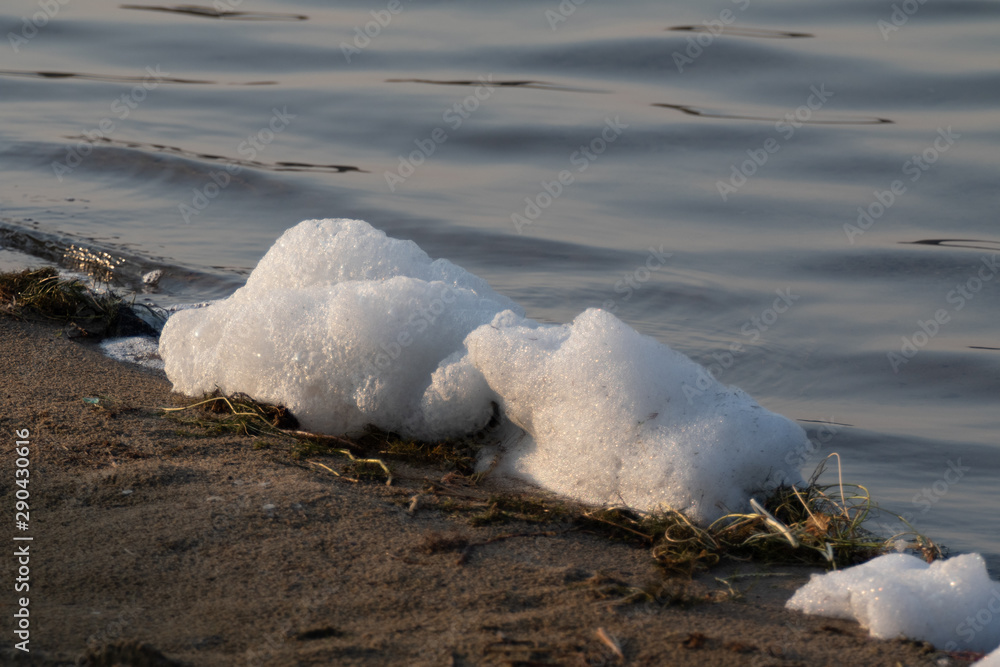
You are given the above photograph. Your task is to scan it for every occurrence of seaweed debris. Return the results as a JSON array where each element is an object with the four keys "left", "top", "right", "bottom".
[{"left": 0, "top": 267, "right": 158, "bottom": 338}]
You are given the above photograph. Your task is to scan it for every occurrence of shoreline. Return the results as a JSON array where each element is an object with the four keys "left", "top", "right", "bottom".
[{"left": 0, "top": 315, "right": 973, "bottom": 666}]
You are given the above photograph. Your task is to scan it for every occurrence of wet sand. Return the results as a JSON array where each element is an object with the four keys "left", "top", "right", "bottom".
[{"left": 0, "top": 315, "right": 972, "bottom": 666}]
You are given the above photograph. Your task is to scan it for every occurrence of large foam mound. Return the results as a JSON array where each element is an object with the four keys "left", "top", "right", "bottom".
[
  {"left": 786, "top": 553, "right": 1000, "bottom": 653},
  {"left": 160, "top": 217, "right": 810, "bottom": 524},
  {"left": 159, "top": 219, "right": 520, "bottom": 438},
  {"left": 466, "top": 308, "right": 808, "bottom": 523}
]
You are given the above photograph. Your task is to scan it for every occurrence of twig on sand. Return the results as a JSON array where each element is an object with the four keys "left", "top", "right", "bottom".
[
  {"left": 307, "top": 451, "right": 393, "bottom": 486},
  {"left": 595, "top": 627, "right": 625, "bottom": 660}
]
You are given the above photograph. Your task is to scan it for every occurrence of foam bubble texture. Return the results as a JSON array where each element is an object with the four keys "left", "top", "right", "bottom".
[
  {"left": 466, "top": 308, "right": 808, "bottom": 523},
  {"left": 159, "top": 219, "right": 520, "bottom": 438},
  {"left": 161, "top": 218, "right": 810, "bottom": 524},
  {"left": 100, "top": 336, "right": 164, "bottom": 371},
  {"left": 787, "top": 553, "right": 1000, "bottom": 653}
]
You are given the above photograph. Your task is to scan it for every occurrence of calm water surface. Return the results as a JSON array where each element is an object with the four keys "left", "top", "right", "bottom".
[{"left": 1, "top": 0, "right": 998, "bottom": 567}]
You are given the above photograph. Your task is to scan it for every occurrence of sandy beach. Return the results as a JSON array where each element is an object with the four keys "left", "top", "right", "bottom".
[{"left": 0, "top": 315, "right": 973, "bottom": 666}]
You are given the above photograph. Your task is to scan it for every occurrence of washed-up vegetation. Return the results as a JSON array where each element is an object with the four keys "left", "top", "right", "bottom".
[
  {"left": 163, "top": 391, "right": 943, "bottom": 580},
  {"left": 0, "top": 267, "right": 157, "bottom": 338}
]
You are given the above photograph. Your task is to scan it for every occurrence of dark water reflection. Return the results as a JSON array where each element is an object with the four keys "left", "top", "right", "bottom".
[
  {"left": 1, "top": 0, "right": 997, "bottom": 567},
  {"left": 119, "top": 4, "right": 310, "bottom": 21}
]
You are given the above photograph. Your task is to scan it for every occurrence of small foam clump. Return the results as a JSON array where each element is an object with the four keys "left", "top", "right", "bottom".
[
  {"left": 160, "top": 218, "right": 810, "bottom": 522},
  {"left": 100, "top": 336, "right": 164, "bottom": 371},
  {"left": 467, "top": 308, "right": 807, "bottom": 523},
  {"left": 786, "top": 553, "right": 1000, "bottom": 653},
  {"left": 159, "top": 219, "right": 520, "bottom": 438}
]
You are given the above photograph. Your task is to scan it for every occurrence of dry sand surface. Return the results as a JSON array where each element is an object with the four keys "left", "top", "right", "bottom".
[{"left": 0, "top": 315, "right": 975, "bottom": 666}]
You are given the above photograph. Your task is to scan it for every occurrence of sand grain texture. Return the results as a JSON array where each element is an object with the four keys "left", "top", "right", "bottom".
[{"left": 0, "top": 316, "right": 972, "bottom": 666}]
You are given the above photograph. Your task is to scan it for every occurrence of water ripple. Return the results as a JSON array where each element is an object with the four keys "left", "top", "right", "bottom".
[
  {"left": 120, "top": 4, "right": 308, "bottom": 21},
  {"left": 385, "top": 78, "right": 606, "bottom": 93},
  {"left": 0, "top": 69, "right": 276, "bottom": 86},
  {"left": 653, "top": 103, "right": 894, "bottom": 125},
  {"left": 666, "top": 25, "right": 814, "bottom": 39},
  {"left": 905, "top": 239, "right": 1000, "bottom": 252},
  {"left": 65, "top": 136, "right": 367, "bottom": 174}
]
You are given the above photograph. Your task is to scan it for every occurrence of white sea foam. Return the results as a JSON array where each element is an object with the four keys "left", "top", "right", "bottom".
[
  {"left": 160, "top": 218, "right": 811, "bottom": 522},
  {"left": 100, "top": 336, "right": 164, "bottom": 371},
  {"left": 787, "top": 553, "right": 1000, "bottom": 653},
  {"left": 466, "top": 308, "right": 807, "bottom": 522},
  {"left": 159, "top": 219, "right": 519, "bottom": 438}
]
